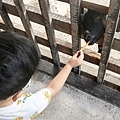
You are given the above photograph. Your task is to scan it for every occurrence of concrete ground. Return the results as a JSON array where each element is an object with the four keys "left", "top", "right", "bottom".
[{"left": 25, "top": 70, "right": 120, "bottom": 120}]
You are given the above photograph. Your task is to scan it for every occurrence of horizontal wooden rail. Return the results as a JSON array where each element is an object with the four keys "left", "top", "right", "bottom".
[
  {"left": 0, "top": 0, "right": 15, "bottom": 31},
  {"left": 41, "top": 53, "right": 120, "bottom": 91},
  {"left": 0, "top": 18, "right": 119, "bottom": 75},
  {"left": 38, "top": 46, "right": 120, "bottom": 91},
  {"left": 2, "top": 0, "right": 120, "bottom": 51},
  {"left": 58, "top": 0, "right": 109, "bottom": 14}
]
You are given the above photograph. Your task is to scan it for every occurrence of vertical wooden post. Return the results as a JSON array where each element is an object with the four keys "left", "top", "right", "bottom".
[
  {"left": 13, "top": 0, "right": 41, "bottom": 57},
  {"left": 0, "top": 0, "right": 14, "bottom": 31},
  {"left": 70, "top": 0, "right": 82, "bottom": 74},
  {"left": 38, "top": 0, "right": 60, "bottom": 67},
  {"left": 97, "top": 0, "right": 120, "bottom": 83},
  {"left": 116, "top": 15, "right": 120, "bottom": 32}
]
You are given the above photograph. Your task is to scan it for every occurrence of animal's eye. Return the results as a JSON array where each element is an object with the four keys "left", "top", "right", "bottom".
[{"left": 96, "top": 16, "right": 100, "bottom": 20}]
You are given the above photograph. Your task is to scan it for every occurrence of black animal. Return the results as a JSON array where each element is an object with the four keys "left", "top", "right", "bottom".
[{"left": 81, "top": 10, "right": 106, "bottom": 53}]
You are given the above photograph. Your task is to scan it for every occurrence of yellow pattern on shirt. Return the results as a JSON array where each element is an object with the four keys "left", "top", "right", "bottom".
[
  {"left": 44, "top": 91, "right": 51, "bottom": 102},
  {"left": 30, "top": 112, "right": 39, "bottom": 119},
  {"left": 13, "top": 117, "right": 23, "bottom": 120}
]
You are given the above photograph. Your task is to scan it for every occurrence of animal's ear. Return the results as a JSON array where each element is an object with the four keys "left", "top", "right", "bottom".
[{"left": 103, "top": 14, "right": 108, "bottom": 28}]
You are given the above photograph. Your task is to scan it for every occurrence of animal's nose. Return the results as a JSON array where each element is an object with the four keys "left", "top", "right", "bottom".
[
  {"left": 84, "top": 30, "right": 95, "bottom": 45},
  {"left": 84, "top": 30, "right": 92, "bottom": 42}
]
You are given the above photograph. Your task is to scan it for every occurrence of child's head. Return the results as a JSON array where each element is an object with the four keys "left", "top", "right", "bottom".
[{"left": 0, "top": 31, "right": 39, "bottom": 101}]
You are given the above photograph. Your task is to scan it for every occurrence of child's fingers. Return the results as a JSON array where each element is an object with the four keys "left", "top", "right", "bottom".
[
  {"left": 76, "top": 51, "right": 81, "bottom": 58},
  {"left": 75, "top": 50, "right": 83, "bottom": 58}
]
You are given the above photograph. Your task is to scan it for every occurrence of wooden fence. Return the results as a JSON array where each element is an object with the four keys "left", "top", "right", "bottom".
[{"left": 0, "top": 0, "right": 120, "bottom": 107}]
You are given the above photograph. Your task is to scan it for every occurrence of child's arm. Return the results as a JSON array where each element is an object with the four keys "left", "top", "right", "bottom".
[{"left": 46, "top": 51, "right": 84, "bottom": 99}]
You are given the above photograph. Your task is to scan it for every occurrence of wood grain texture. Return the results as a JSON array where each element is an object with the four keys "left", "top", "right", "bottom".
[
  {"left": 0, "top": 18, "right": 119, "bottom": 75},
  {"left": 13, "top": 0, "right": 41, "bottom": 57},
  {"left": 38, "top": 0, "right": 60, "bottom": 67},
  {"left": 0, "top": 0, "right": 14, "bottom": 31},
  {"left": 70, "top": 0, "right": 82, "bottom": 73},
  {"left": 97, "top": 0, "right": 120, "bottom": 83},
  {"left": 2, "top": 0, "right": 119, "bottom": 51}
]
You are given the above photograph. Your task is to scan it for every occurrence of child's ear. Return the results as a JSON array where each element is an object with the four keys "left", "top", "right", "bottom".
[{"left": 12, "top": 91, "right": 23, "bottom": 102}]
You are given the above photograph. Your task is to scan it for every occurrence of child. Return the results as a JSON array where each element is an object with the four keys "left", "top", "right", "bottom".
[{"left": 0, "top": 31, "right": 84, "bottom": 120}]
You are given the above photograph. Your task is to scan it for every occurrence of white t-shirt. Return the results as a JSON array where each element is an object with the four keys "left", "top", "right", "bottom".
[{"left": 0, "top": 88, "right": 52, "bottom": 120}]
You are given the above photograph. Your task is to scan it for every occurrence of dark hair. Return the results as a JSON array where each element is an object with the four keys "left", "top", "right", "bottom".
[{"left": 0, "top": 31, "right": 39, "bottom": 100}]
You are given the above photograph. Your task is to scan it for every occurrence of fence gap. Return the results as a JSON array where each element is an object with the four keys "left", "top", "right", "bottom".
[
  {"left": 0, "top": 0, "right": 14, "bottom": 31},
  {"left": 13, "top": 0, "right": 41, "bottom": 57},
  {"left": 97, "top": 0, "right": 120, "bottom": 83},
  {"left": 38, "top": 0, "right": 60, "bottom": 67}
]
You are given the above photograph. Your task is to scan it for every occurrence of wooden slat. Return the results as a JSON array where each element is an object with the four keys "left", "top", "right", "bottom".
[
  {"left": 38, "top": 0, "right": 60, "bottom": 67},
  {"left": 70, "top": 0, "right": 82, "bottom": 73},
  {"left": 39, "top": 47, "right": 120, "bottom": 92},
  {"left": 3, "top": 1, "right": 71, "bottom": 34},
  {"left": 81, "top": 0, "right": 108, "bottom": 14},
  {"left": 13, "top": 0, "right": 41, "bottom": 57},
  {"left": 36, "top": 35, "right": 120, "bottom": 75},
  {"left": 0, "top": 19, "right": 119, "bottom": 75},
  {"left": 0, "top": 0, "right": 14, "bottom": 31},
  {"left": 70, "top": 0, "right": 81, "bottom": 54},
  {"left": 58, "top": 0, "right": 109, "bottom": 14},
  {"left": 97, "top": 0, "right": 120, "bottom": 83},
  {"left": 112, "top": 38, "right": 120, "bottom": 51},
  {"left": 37, "top": 59, "right": 120, "bottom": 107},
  {"left": 116, "top": 15, "right": 120, "bottom": 32},
  {"left": 2, "top": 1, "right": 120, "bottom": 52}
]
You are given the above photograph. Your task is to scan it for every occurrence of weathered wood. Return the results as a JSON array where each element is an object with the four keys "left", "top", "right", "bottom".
[
  {"left": 0, "top": 17, "right": 119, "bottom": 92},
  {"left": 0, "top": 18, "right": 119, "bottom": 75},
  {"left": 36, "top": 34, "right": 120, "bottom": 75},
  {"left": 112, "top": 38, "right": 120, "bottom": 51},
  {"left": 70, "top": 0, "right": 82, "bottom": 73},
  {"left": 0, "top": 0, "right": 14, "bottom": 31},
  {"left": 58, "top": 0, "right": 109, "bottom": 14},
  {"left": 2, "top": 0, "right": 120, "bottom": 52},
  {"left": 116, "top": 15, "right": 120, "bottom": 32},
  {"left": 32, "top": 44, "right": 120, "bottom": 90},
  {"left": 38, "top": 0, "right": 60, "bottom": 67},
  {"left": 97, "top": 0, "right": 120, "bottom": 83},
  {"left": 40, "top": 54, "right": 120, "bottom": 91},
  {"left": 2, "top": 0, "right": 71, "bottom": 34},
  {"left": 81, "top": 0, "right": 108, "bottom": 14},
  {"left": 70, "top": 0, "right": 81, "bottom": 54},
  {"left": 1, "top": 0, "right": 119, "bottom": 51},
  {"left": 37, "top": 59, "right": 120, "bottom": 107},
  {"left": 13, "top": 0, "right": 41, "bottom": 57}
]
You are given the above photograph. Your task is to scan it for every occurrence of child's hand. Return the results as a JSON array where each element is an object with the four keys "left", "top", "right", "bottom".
[
  {"left": 67, "top": 51, "right": 84, "bottom": 68},
  {"left": 47, "top": 51, "right": 84, "bottom": 99}
]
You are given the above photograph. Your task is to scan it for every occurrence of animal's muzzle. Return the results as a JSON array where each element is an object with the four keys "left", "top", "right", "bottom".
[{"left": 84, "top": 30, "right": 95, "bottom": 45}]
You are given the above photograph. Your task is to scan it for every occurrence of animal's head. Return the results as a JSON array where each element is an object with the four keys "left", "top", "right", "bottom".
[{"left": 81, "top": 10, "right": 106, "bottom": 45}]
